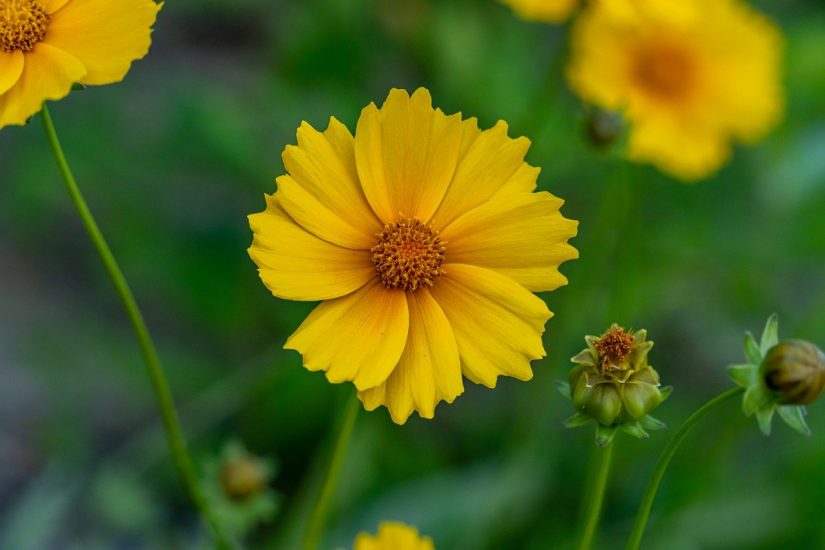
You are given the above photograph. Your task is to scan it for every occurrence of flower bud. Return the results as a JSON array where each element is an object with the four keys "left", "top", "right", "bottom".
[
  {"left": 220, "top": 452, "right": 270, "bottom": 502},
  {"left": 561, "top": 324, "right": 670, "bottom": 444},
  {"left": 729, "top": 315, "right": 820, "bottom": 436},
  {"left": 761, "top": 340, "right": 825, "bottom": 405},
  {"left": 585, "top": 109, "right": 624, "bottom": 148}
]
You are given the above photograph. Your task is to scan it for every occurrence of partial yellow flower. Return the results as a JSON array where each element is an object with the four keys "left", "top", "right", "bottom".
[
  {"left": 248, "top": 88, "right": 578, "bottom": 424},
  {"left": 500, "top": 0, "right": 579, "bottom": 23},
  {"left": 0, "top": 0, "right": 162, "bottom": 128},
  {"left": 354, "top": 522, "right": 434, "bottom": 550},
  {"left": 567, "top": 0, "right": 783, "bottom": 180}
]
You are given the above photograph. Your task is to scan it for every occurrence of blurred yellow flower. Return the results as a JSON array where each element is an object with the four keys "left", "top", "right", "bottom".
[
  {"left": 567, "top": 0, "right": 783, "bottom": 180},
  {"left": 354, "top": 522, "right": 434, "bottom": 550},
  {"left": 249, "top": 88, "right": 578, "bottom": 424},
  {"left": 500, "top": 0, "right": 579, "bottom": 23},
  {"left": 0, "top": 0, "right": 161, "bottom": 128}
]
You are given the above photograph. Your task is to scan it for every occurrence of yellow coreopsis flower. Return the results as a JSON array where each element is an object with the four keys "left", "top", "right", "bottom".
[
  {"left": 567, "top": 0, "right": 783, "bottom": 180},
  {"left": 500, "top": 0, "right": 579, "bottom": 23},
  {"left": 0, "top": 0, "right": 161, "bottom": 128},
  {"left": 354, "top": 522, "right": 435, "bottom": 550},
  {"left": 249, "top": 88, "right": 578, "bottom": 424}
]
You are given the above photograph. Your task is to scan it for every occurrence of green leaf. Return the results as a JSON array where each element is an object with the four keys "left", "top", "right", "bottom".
[
  {"left": 563, "top": 412, "right": 591, "bottom": 428},
  {"left": 744, "top": 333, "right": 763, "bottom": 365},
  {"left": 620, "top": 421, "right": 649, "bottom": 440},
  {"left": 743, "top": 384, "right": 772, "bottom": 416},
  {"left": 659, "top": 385, "right": 673, "bottom": 403},
  {"left": 755, "top": 403, "right": 776, "bottom": 436},
  {"left": 595, "top": 424, "right": 617, "bottom": 447},
  {"left": 760, "top": 314, "right": 780, "bottom": 355},
  {"left": 728, "top": 364, "right": 758, "bottom": 388},
  {"left": 640, "top": 415, "right": 667, "bottom": 431},
  {"left": 777, "top": 405, "right": 811, "bottom": 436},
  {"left": 555, "top": 380, "right": 572, "bottom": 400}
]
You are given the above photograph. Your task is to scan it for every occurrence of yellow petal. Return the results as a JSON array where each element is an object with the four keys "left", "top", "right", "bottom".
[
  {"left": 282, "top": 118, "right": 383, "bottom": 242},
  {"left": 501, "top": 0, "right": 579, "bottom": 23},
  {"left": 0, "top": 52, "right": 24, "bottom": 96},
  {"left": 430, "top": 120, "right": 530, "bottom": 230},
  {"left": 429, "top": 264, "right": 552, "bottom": 387},
  {"left": 42, "top": 0, "right": 71, "bottom": 13},
  {"left": 248, "top": 194, "right": 375, "bottom": 301},
  {"left": 696, "top": 0, "right": 783, "bottom": 142},
  {"left": 442, "top": 191, "right": 578, "bottom": 292},
  {"left": 43, "top": 0, "right": 161, "bottom": 85},
  {"left": 354, "top": 522, "right": 435, "bottom": 550},
  {"left": 354, "top": 88, "right": 465, "bottom": 224},
  {"left": 492, "top": 163, "right": 539, "bottom": 199},
  {"left": 358, "top": 288, "right": 463, "bottom": 424},
  {"left": 628, "top": 114, "right": 730, "bottom": 181},
  {"left": 0, "top": 43, "right": 85, "bottom": 128},
  {"left": 276, "top": 174, "right": 375, "bottom": 250},
  {"left": 285, "top": 281, "right": 409, "bottom": 391},
  {"left": 353, "top": 102, "right": 393, "bottom": 222}
]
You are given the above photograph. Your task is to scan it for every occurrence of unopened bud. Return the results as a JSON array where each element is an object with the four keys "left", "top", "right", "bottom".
[
  {"left": 585, "top": 109, "right": 624, "bottom": 148},
  {"left": 761, "top": 340, "right": 825, "bottom": 405},
  {"left": 562, "top": 325, "right": 669, "bottom": 443},
  {"left": 220, "top": 454, "right": 269, "bottom": 502}
]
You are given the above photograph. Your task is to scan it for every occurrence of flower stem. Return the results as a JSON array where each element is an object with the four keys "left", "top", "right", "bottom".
[
  {"left": 625, "top": 387, "right": 743, "bottom": 550},
  {"left": 40, "top": 104, "right": 231, "bottom": 548},
  {"left": 578, "top": 439, "right": 614, "bottom": 550},
  {"left": 303, "top": 391, "right": 360, "bottom": 550}
]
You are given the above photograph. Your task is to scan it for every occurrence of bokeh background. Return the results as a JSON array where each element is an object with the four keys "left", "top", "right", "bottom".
[{"left": 2, "top": 0, "right": 825, "bottom": 548}]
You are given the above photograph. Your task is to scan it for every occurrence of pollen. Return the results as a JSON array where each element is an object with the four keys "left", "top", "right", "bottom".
[
  {"left": 371, "top": 216, "right": 446, "bottom": 292},
  {"left": 0, "top": 0, "right": 50, "bottom": 53},
  {"left": 595, "top": 325, "right": 635, "bottom": 372}
]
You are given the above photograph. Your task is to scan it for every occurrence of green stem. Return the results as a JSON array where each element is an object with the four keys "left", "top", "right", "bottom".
[
  {"left": 578, "top": 440, "right": 614, "bottom": 550},
  {"left": 302, "top": 391, "right": 360, "bottom": 550},
  {"left": 40, "top": 104, "right": 231, "bottom": 548},
  {"left": 625, "top": 387, "right": 743, "bottom": 550}
]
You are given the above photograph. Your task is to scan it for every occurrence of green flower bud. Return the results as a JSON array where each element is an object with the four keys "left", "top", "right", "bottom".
[
  {"left": 585, "top": 108, "right": 624, "bottom": 149},
  {"left": 761, "top": 340, "right": 825, "bottom": 405},
  {"left": 220, "top": 450, "right": 270, "bottom": 502},
  {"left": 729, "top": 315, "right": 820, "bottom": 436},
  {"left": 560, "top": 324, "right": 670, "bottom": 444}
]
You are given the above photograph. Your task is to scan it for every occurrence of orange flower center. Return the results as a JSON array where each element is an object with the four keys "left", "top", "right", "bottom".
[
  {"left": 631, "top": 40, "right": 695, "bottom": 101},
  {"left": 0, "top": 0, "right": 49, "bottom": 53},
  {"left": 371, "top": 216, "right": 445, "bottom": 292},
  {"left": 594, "top": 326, "right": 634, "bottom": 372}
]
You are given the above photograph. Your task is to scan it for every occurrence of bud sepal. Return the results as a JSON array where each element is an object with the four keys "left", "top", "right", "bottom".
[{"left": 727, "top": 315, "right": 825, "bottom": 436}]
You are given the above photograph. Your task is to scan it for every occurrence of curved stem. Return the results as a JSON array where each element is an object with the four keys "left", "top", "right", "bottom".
[
  {"left": 625, "top": 387, "right": 743, "bottom": 550},
  {"left": 303, "top": 391, "right": 360, "bottom": 550},
  {"left": 40, "top": 105, "right": 231, "bottom": 548},
  {"left": 578, "top": 440, "right": 614, "bottom": 550}
]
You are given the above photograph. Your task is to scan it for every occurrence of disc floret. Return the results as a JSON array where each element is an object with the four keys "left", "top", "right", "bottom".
[{"left": 371, "top": 216, "right": 446, "bottom": 292}]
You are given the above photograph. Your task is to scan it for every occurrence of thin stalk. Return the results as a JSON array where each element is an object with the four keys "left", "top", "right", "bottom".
[
  {"left": 625, "top": 387, "right": 743, "bottom": 550},
  {"left": 302, "top": 391, "right": 360, "bottom": 550},
  {"left": 578, "top": 440, "right": 614, "bottom": 550},
  {"left": 40, "top": 105, "right": 231, "bottom": 548}
]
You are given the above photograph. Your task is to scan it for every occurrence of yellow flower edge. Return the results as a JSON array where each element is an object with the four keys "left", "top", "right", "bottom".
[
  {"left": 500, "top": 0, "right": 579, "bottom": 23},
  {"left": 248, "top": 88, "right": 579, "bottom": 424},
  {"left": 567, "top": 0, "right": 783, "bottom": 181},
  {"left": 0, "top": 0, "right": 162, "bottom": 128},
  {"left": 354, "top": 522, "right": 435, "bottom": 550}
]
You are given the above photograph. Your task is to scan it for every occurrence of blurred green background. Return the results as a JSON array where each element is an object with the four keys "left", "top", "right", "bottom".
[{"left": 1, "top": 0, "right": 825, "bottom": 548}]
